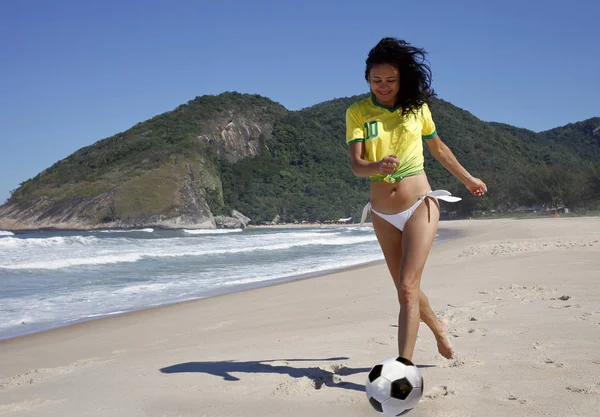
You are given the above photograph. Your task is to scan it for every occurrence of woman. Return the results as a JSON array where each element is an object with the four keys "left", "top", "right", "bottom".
[{"left": 346, "top": 37, "right": 487, "bottom": 361}]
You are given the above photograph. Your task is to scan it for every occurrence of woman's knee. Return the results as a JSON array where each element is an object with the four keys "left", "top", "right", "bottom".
[{"left": 397, "top": 274, "right": 420, "bottom": 306}]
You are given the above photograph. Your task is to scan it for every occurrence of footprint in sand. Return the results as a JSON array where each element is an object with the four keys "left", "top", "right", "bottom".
[
  {"left": 547, "top": 294, "right": 584, "bottom": 310},
  {"left": 532, "top": 358, "right": 566, "bottom": 369},
  {"left": 468, "top": 327, "right": 488, "bottom": 335},
  {"left": 438, "top": 305, "right": 487, "bottom": 328},
  {"left": 423, "top": 385, "right": 455, "bottom": 400},
  {"left": 272, "top": 376, "right": 319, "bottom": 396},
  {"left": 532, "top": 341, "right": 560, "bottom": 352},
  {"left": 322, "top": 363, "right": 353, "bottom": 376},
  {"left": 449, "top": 325, "right": 488, "bottom": 338},
  {"left": 494, "top": 284, "right": 558, "bottom": 304},
  {"left": 482, "top": 309, "right": 499, "bottom": 317},
  {"left": 448, "top": 294, "right": 502, "bottom": 318},
  {"left": 574, "top": 311, "right": 600, "bottom": 326},
  {"left": 270, "top": 363, "right": 352, "bottom": 396},
  {"left": 437, "top": 305, "right": 479, "bottom": 326},
  {"left": 505, "top": 393, "right": 527, "bottom": 404},
  {"left": 440, "top": 356, "right": 483, "bottom": 368},
  {"left": 0, "top": 399, "right": 67, "bottom": 414},
  {"left": 0, "top": 358, "right": 102, "bottom": 389},
  {"left": 548, "top": 304, "right": 580, "bottom": 310},
  {"left": 566, "top": 385, "right": 599, "bottom": 395},
  {"left": 545, "top": 358, "right": 566, "bottom": 368}
]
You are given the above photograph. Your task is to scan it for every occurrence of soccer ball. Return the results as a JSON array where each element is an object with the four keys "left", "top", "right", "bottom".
[{"left": 365, "top": 357, "right": 424, "bottom": 416}]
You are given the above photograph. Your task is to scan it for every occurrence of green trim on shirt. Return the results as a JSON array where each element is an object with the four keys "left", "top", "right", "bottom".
[
  {"left": 347, "top": 138, "right": 365, "bottom": 145},
  {"left": 370, "top": 94, "right": 402, "bottom": 112},
  {"left": 422, "top": 130, "right": 437, "bottom": 140}
]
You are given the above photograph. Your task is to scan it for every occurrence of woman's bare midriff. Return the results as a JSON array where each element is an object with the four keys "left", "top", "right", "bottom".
[{"left": 369, "top": 172, "right": 433, "bottom": 214}]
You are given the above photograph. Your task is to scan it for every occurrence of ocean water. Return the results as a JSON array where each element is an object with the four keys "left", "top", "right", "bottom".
[{"left": 0, "top": 225, "right": 459, "bottom": 340}]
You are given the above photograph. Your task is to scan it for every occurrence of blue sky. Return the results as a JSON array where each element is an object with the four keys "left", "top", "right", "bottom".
[{"left": 1, "top": 0, "right": 599, "bottom": 204}]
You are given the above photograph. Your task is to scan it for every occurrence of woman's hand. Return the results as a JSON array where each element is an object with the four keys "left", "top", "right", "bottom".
[
  {"left": 464, "top": 177, "right": 487, "bottom": 196},
  {"left": 378, "top": 155, "right": 400, "bottom": 175}
]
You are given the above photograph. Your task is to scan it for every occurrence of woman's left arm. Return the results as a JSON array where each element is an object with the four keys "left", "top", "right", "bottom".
[{"left": 425, "top": 135, "right": 488, "bottom": 196}]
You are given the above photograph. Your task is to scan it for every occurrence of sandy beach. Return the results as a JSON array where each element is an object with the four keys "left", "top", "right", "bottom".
[{"left": 1, "top": 217, "right": 599, "bottom": 417}]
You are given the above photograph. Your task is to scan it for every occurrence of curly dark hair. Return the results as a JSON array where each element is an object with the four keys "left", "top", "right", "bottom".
[{"left": 365, "top": 37, "right": 435, "bottom": 116}]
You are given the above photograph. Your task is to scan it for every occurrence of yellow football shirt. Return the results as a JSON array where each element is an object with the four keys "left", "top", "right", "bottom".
[{"left": 346, "top": 95, "right": 437, "bottom": 183}]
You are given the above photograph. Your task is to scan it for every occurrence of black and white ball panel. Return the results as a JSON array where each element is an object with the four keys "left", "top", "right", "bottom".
[{"left": 365, "top": 356, "right": 424, "bottom": 416}]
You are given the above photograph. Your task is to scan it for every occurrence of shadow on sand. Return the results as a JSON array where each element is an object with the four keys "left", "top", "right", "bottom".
[{"left": 160, "top": 357, "right": 436, "bottom": 393}]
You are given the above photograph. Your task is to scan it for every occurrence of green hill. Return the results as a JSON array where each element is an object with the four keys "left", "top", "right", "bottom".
[{"left": 1, "top": 92, "right": 599, "bottom": 230}]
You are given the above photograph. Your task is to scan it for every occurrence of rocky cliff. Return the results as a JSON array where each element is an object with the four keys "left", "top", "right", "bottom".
[{"left": 0, "top": 92, "right": 287, "bottom": 231}]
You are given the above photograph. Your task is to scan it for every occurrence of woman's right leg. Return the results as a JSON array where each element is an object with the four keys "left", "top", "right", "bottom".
[{"left": 371, "top": 211, "right": 454, "bottom": 359}]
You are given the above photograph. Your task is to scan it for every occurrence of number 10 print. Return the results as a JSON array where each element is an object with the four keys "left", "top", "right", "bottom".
[{"left": 364, "top": 121, "right": 378, "bottom": 139}]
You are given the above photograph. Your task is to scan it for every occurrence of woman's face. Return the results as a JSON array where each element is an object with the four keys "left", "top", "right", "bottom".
[{"left": 368, "top": 63, "right": 400, "bottom": 108}]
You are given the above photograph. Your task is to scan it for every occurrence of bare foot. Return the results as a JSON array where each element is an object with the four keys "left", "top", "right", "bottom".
[{"left": 435, "top": 318, "right": 455, "bottom": 359}]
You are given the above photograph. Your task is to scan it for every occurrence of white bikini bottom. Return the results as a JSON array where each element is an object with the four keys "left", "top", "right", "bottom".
[{"left": 360, "top": 190, "right": 462, "bottom": 231}]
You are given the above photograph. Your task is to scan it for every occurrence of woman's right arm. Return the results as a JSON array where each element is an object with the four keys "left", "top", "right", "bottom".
[
  {"left": 346, "top": 106, "right": 398, "bottom": 177},
  {"left": 349, "top": 142, "right": 399, "bottom": 177}
]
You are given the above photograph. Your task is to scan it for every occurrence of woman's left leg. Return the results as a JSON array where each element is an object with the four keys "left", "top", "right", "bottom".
[{"left": 396, "top": 197, "right": 440, "bottom": 361}]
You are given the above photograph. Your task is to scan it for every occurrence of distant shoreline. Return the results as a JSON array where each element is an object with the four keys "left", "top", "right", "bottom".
[
  {"left": 2, "top": 212, "right": 593, "bottom": 235},
  {"left": 0, "top": 222, "right": 369, "bottom": 234},
  {"left": 1, "top": 219, "right": 463, "bottom": 234}
]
